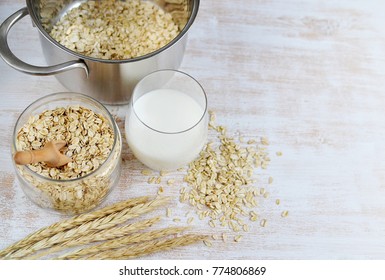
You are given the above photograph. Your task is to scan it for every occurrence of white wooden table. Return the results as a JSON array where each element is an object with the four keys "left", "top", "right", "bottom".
[{"left": 1, "top": 0, "right": 385, "bottom": 260}]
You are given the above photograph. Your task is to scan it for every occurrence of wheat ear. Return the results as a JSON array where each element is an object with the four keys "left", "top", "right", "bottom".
[
  {"left": 5, "top": 196, "right": 169, "bottom": 259},
  {"left": 81, "top": 234, "right": 207, "bottom": 260},
  {"left": 30, "top": 216, "right": 161, "bottom": 260},
  {"left": 0, "top": 196, "right": 149, "bottom": 258},
  {"left": 60, "top": 226, "right": 189, "bottom": 260}
]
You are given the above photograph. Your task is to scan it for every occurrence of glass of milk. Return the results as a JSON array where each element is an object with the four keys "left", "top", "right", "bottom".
[{"left": 125, "top": 70, "right": 208, "bottom": 171}]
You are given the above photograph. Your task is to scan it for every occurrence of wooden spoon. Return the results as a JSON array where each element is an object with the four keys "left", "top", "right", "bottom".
[{"left": 14, "top": 140, "right": 72, "bottom": 168}]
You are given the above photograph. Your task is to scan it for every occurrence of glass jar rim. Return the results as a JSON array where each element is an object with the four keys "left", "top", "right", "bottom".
[{"left": 12, "top": 92, "right": 120, "bottom": 183}]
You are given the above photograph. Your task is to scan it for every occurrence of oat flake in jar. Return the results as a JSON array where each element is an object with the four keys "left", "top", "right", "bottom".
[{"left": 12, "top": 92, "right": 122, "bottom": 215}]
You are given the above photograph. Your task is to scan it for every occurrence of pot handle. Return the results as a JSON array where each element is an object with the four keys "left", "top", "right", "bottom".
[{"left": 0, "top": 7, "right": 88, "bottom": 77}]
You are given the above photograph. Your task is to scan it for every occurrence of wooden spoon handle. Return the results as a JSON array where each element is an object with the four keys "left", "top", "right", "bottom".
[{"left": 14, "top": 149, "right": 51, "bottom": 165}]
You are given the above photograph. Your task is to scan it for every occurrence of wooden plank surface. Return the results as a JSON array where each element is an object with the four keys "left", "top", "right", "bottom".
[{"left": 1, "top": 0, "right": 385, "bottom": 259}]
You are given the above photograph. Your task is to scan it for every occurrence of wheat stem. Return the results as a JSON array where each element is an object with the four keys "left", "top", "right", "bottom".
[
  {"left": 5, "top": 196, "right": 169, "bottom": 259},
  {"left": 81, "top": 234, "right": 207, "bottom": 260},
  {"left": 30, "top": 216, "right": 162, "bottom": 259},
  {"left": 0, "top": 196, "right": 149, "bottom": 258},
  {"left": 60, "top": 226, "right": 189, "bottom": 260}
]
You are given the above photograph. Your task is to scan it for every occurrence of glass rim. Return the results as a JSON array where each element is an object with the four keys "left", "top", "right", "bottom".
[
  {"left": 130, "top": 69, "right": 208, "bottom": 135},
  {"left": 12, "top": 92, "right": 120, "bottom": 183}
]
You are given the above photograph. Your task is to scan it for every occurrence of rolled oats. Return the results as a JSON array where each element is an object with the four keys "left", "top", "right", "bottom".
[
  {"left": 281, "top": 210, "right": 289, "bottom": 218},
  {"left": 49, "top": 0, "right": 181, "bottom": 60},
  {"left": 15, "top": 105, "right": 121, "bottom": 214},
  {"left": 181, "top": 111, "right": 271, "bottom": 233}
]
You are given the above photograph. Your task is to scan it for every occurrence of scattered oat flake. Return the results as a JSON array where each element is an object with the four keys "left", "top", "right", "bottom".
[
  {"left": 203, "top": 240, "right": 212, "bottom": 247},
  {"left": 276, "top": 151, "right": 283, "bottom": 156},
  {"left": 173, "top": 218, "right": 181, "bottom": 223},
  {"left": 141, "top": 169, "right": 153, "bottom": 176},
  {"left": 187, "top": 217, "right": 194, "bottom": 224},
  {"left": 157, "top": 186, "right": 164, "bottom": 195},
  {"left": 234, "top": 235, "right": 243, "bottom": 242},
  {"left": 281, "top": 210, "right": 289, "bottom": 217},
  {"left": 167, "top": 179, "right": 175, "bottom": 186},
  {"left": 249, "top": 211, "right": 258, "bottom": 222},
  {"left": 222, "top": 233, "right": 228, "bottom": 242},
  {"left": 166, "top": 208, "right": 172, "bottom": 217},
  {"left": 243, "top": 224, "right": 249, "bottom": 232},
  {"left": 160, "top": 170, "right": 169, "bottom": 177},
  {"left": 268, "top": 176, "right": 273, "bottom": 184},
  {"left": 198, "top": 211, "right": 205, "bottom": 220},
  {"left": 209, "top": 220, "right": 216, "bottom": 228},
  {"left": 147, "top": 177, "right": 156, "bottom": 184},
  {"left": 260, "top": 219, "right": 267, "bottom": 227},
  {"left": 276, "top": 199, "right": 280, "bottom": 205},
  {"left": 261, "top": 137, "right": 269, "bottom": 145}
]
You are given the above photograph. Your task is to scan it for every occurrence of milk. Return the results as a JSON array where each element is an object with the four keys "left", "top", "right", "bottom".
[{"left": 125, "top": 89, "right": 207, "bottom": 171}]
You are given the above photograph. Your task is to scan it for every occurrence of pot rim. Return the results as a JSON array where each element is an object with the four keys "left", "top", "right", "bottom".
[{"left": 26, "top": 0, "right": 200, "bottom": 64}]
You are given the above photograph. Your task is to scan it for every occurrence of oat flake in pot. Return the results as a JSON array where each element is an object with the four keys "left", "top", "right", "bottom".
[
  {"left": 49, "top": 0, "right": 180, "bottom": 60},
  {"left": 0, "top": 0, "right": 199, "bottom": 104}
]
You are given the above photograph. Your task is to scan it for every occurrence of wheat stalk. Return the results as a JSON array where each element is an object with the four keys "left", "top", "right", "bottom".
[
  {"left": 59, "top": 226, "right": 189, "bottom": 260},
  {"left": 80, "top": 234, "right": 207, "bottom": 260},
  {"left": 5, "top": 196, "right": 169, "bottom": 259},
  {"left": 30, "top": 216, "right": 162, "bottom": 259},
  {"left": 0, "top": 196, "right": 149, "bottom": 258}
]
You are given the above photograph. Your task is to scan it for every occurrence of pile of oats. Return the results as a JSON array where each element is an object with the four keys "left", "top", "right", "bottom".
[
  {"left": 139, "top": 112, "right": 289, "bottom": 244},
  {"left": 180, "top": 112, "right": 273, "bottom": 234},
  {"left": 49, "top": 0, "right": 180, "bottom": 59},
  {"left": 15, "top": 105, "right": 121, "bottom": 214}
]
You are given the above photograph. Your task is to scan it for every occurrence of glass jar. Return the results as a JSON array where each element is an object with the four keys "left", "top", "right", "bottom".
[{"left": 12, "top": 92, "right": 122, "bottom": 215}]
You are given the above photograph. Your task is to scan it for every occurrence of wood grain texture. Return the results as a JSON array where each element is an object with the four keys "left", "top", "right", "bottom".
[{"left": 1, "top": 0, "right": 385, "bottom": 259}]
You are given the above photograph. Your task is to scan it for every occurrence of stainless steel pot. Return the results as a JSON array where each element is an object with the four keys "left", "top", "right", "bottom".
[{"left": 0, "top": 0, "right": 199, "bottom": 104}]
